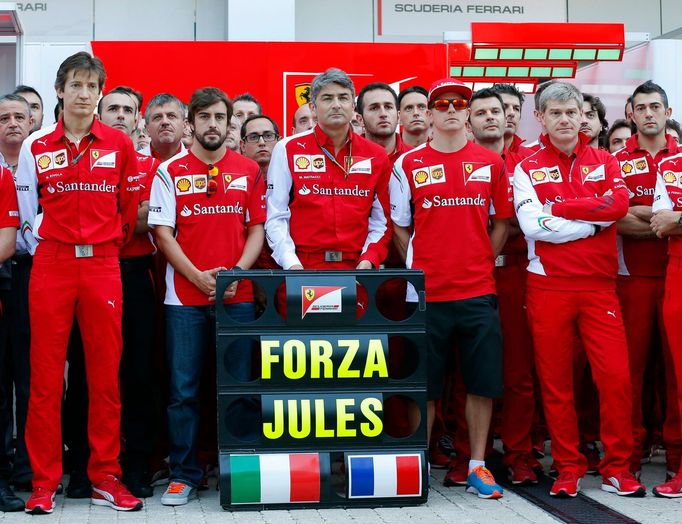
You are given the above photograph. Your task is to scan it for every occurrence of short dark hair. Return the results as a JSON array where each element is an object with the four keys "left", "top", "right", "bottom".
[
  {"left": 667, "top": 118, "right": 682, "bottom": 138},
  {"left": 583, "top": 93, "right": 609, "bottom": 147},
  {"left": 356, "top": 82, "right": 398, "bottom": 116},
  {"left": 97, "top": 85, "right": 142, "bottom": 116},
  {"left": 606, "top": 119, "right": 631, "bottom": 148},
  {"left": 13, "top": 85, "right": 43, "bottom": 108},
  {"left": 397, "top": 85, "right": 428, "bottom": 110},
  {"left": 54, "top": 51, "right": 106, "bottom": 93},
  {"left": 491, "top": 83, "right": 524, "bottom": 108},
  {"left": 240, "top": 114, "right": 280, "bottom": 140},
  {"left": 469, "top": 88, "right": 505, "bottom": 114},
  {"left": 632, "top": 80, "right": 669, "bottom": 109},
  {"left": 534, "top": 80, "right": 556, "bottom": 111},
  {"left": 233, "top": 92, "right": 262, "bottom": 114},
  {"left": 187, "top": 87, "right": 232, "bottom": 125},
  {"left": 53, "top": 102, "right": 61, "bottom": 121}
]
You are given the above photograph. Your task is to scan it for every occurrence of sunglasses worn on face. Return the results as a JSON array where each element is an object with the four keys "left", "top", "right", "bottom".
[
  {"left": 244, "top": 131, "right": 278, "bottom": 143},
  {"left": 207, "top": 164, "right": 219, "bottom": 197},
  {"left": 431, "top": 98, "right": 469, "bottom": 111}
]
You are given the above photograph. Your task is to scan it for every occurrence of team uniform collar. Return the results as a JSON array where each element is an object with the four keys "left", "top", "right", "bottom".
[
  {"left": 626, "top": 132, "right": 678, "bottom": 154},
  {"left": 54, "top": 116, "right": 104, "bottom": 142}
]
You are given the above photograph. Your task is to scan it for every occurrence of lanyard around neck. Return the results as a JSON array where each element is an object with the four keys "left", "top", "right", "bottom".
[{"left": 314, "top": 132, "right": 352, "bottom": 179}]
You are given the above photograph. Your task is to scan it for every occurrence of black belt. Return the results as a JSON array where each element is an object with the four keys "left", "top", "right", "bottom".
[
  {"left": 119, "top": 254, "right": 153, "bottom": 273},
  {"left": 11, "top": 252, "right": 32, "bottom": 266}
]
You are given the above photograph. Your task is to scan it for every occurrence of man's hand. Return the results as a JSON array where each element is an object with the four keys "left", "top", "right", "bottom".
[
  {"left": 651, "top": 210, "right": 682, "bottom": 238},
  {"left": 356, "top": 260, "right": 373, "bottom": 270},
  {"left": 222, "top": 280, "right": 239, "bottom": 300},
  {"left": 190, "top": 266, "right": 227, "bottom": 298}
]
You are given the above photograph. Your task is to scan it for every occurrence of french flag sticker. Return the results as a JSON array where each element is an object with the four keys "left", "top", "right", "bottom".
[{"left": 347, "top": 453, "right": 422, "bottom": 498}]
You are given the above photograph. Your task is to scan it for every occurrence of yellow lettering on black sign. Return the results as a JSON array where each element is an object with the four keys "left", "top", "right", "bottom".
[{"left": 261, "top": 335, "right": 389, "bottom": 381}]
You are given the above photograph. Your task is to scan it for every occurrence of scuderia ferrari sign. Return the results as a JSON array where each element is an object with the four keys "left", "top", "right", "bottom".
[{"left": 376, "top": 0, "right": 565, "bottom": 36}]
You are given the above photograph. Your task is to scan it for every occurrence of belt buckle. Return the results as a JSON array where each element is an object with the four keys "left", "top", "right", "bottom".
[
  {"left": 75, "top": 244, "right": 93, "bottom": 258},
  {"left": 324, "top": 250, "right": 342, "bottom": 262},
  {"left": 495, "top": 255, "right": 507, "bottom": 267}
]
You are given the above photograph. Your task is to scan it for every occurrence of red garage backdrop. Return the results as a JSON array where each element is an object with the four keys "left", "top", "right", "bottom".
[{"left": 91, "top": 41, "right": 455, "bottom": 137}]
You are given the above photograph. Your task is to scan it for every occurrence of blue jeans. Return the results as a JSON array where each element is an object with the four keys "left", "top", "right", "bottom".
[{"left": 165, "top": 302, "right": 254, "bottom": 486}]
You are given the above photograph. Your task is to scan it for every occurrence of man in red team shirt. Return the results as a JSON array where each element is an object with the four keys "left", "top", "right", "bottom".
[
  {"left": 390, "top": 78, "right": 511, "bottom": 499},
  {"left": 148, "top": 87, "right": 265, "bottom": 506},
  {"left": 468, "top": 87, "right": 538, "bottom": 485},
  {"left": 15, "top": 52, "right": 142, "bottom": 514},
  {"left": 0, "top": 160, "right": 20, "bottom": 511},
  {"left": 98, "top": 86, "right": 161, "bottom": 497},
  {"left": 513, "top": 81, "right": 644, "bottom": 498},
  {"left": 614, "top": 80, "right": 681, "bottom": 480},
  {"left": 142, "top": 93, "right": 185, "bottom": 163},
  {"left": 266, "top": 68, "right": 392, "bottom": 272},
  {"left": 650, "top": 149, "right": 682, "bottom": 497}
]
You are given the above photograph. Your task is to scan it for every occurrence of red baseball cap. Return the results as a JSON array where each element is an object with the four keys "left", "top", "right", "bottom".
[{"left": 428, "top": 78, "right": 472, "bottom": 105}]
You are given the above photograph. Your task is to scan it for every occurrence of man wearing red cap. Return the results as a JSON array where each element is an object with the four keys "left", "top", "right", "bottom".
[
  {"left": 390, "top": 78, "right": 512, "bottom": 499},
  {"left": 513, "top": 81, "right": 645, "bottom": 498}
]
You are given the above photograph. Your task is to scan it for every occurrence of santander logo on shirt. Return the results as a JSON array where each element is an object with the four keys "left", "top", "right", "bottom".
[
  {"left": 297, "top": 183, "right": 370, "bottom": 197},
  {"left": 178, "top": 202, "right": 245, "bottom": 216},
  {"left": 47, "top": 180, "right": 117, "bottom": 193},
  {"left": 422, "top": 194, "right": 488, "bottom": 208}
]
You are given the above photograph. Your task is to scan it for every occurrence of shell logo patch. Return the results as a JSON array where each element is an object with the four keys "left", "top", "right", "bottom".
[
  {"left": 294, "top": 155, "right": 311, "bottom": 172},
  {"left": 412, "top": 164, "right": 446, "bottom": 187},
  {"left": 414, "top": 170, "right": 429, "bottom": 185},
  {"left": 664, "top": 171, "right": 677, "bottom": 184},
  {"left": 37, "top": 155, "right": 51, "bottom": 170},
  {"left": 175, "top": 176, "right": 192, "bottom": 194},
  {"left": 620, "top": 157, "right": 649, "bottom": 177}
]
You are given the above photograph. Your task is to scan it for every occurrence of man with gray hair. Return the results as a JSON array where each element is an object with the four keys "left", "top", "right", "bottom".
[
  {"left": 266, "top": 67, "right": 391, "bottom": 272},
  {"left": 141, "top": 93, "right": 186, "bottom": 163},
  {"left": 513, "top": 81, "right": 644, "bottom": 498}
]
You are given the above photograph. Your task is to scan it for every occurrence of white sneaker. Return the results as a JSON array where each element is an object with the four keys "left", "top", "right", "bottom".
[{"left": 161, "top": 481, "right": 196, "bottom": 506}]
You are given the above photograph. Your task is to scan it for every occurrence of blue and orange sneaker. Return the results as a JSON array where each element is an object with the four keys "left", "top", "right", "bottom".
[{"left": 466, "top": 465, "right": 503, "bottom": 499}]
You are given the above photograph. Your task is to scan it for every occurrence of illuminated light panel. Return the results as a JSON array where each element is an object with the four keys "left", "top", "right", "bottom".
[
  {"left": 463, "top": 66, "right": 485, "bottom": 76},
  {"left": 524, "top": 48, "right": 548, "bottom": 60},
  {"left": 548, "top": 48, "right": 573, "bottom": 60},
  {"left": 507, "top": 67, "right": 529, "bottom": 77},
  {"left": 597, "top": 48, "right": 621, "bottom": 60},
  {"left": 573, "top": 48, "right": 597, "bottom": 60},
  {"left": 530, "top": 67, "right": 552, "bottom": 77},
  {"left": 552, "top": 67, "right": 574, "bottom": 78},
  {"left": 499, "top": 48, "right": 523, "bottom": 59},
  {"left": 474, "top": 48, "right": 498, "bottom": 59},
  {"left": 485, "top": 67, "right": 507, "bottom": 77},
  {"left": 450, "top": 66, "right": 463, "bottom": 76}
]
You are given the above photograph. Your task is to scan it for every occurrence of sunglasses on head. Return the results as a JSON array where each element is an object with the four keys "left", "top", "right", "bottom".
[
  {"left": 430, "top": 98, "right": 469, "bottom": 111},
  {"left": 207, "top": 164, "right": 219, "bottom": 197}
]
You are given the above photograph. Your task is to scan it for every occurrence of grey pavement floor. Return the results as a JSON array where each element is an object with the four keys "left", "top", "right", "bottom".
[{"left": 1, "top": 449, "right": 681, "bottom": 523}]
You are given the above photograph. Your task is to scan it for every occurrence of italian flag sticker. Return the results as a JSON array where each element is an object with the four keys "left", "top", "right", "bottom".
[{"left": 230, "top": 453, "right": 321, "bottom": 504}]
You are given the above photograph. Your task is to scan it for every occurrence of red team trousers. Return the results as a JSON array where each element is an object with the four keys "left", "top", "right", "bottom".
[
  {"left": 526, "top": 286, "right": 633, "bottom": 477},
  {"left": 496, "top": 261, "right": 536, "bottom": 463},
  {"left": 25, "top": 241, "right": 124, "bottom": 490},
  {"left": 663, "top": 257, "right": 682, "bottom": 475},
  {"left": 617, "top": 275, "right": 682, "bottom": 471}
]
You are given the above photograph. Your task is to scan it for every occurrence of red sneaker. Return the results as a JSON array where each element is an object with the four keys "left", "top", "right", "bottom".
[
  {"left": 653, "top": 475, "right": 682, "bottom": 498},
  {"left": 550, "top": 472, "right": 581, "bottom": 497},
  {"left": 601, "top": 472, "right": 646, "bottom": 497},
  {"left": 525, "top": 453, "right": 544, "bottom": 474},
  {"left": 508, "top": 455, "right": 538, "bottom": 485},
  {"left": 429, "top": 444, "right": 452, "bottom": 469},
  {"left": 25, "top": 487, "right": 56, "bottom": 515},
  {"left": 91, "top": 475, "right": 143, "bottom": 511},
  {"left": 443, "top": 454, "right": 469, "bottom": 486}
]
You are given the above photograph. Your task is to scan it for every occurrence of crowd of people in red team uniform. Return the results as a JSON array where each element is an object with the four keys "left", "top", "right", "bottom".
[{"left": 1, "top": 51, "right": 682, "bottom": 514}]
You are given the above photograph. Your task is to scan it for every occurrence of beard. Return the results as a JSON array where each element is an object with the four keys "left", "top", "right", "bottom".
[{"left": 196, "top": 130, "right": 226, "bottom": 151}]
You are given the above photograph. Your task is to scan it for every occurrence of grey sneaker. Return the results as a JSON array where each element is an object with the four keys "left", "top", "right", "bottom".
[{"left": 160, "top": 481, "right": 196, "bottom": 506}]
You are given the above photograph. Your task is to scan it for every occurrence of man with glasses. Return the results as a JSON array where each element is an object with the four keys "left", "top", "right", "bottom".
[
  {"left": 240, "top": 115, "right": 279, "bottom": 172},
  {"left": 390, "top": 78, "right": 512, "bottom": 499},
  {"left": 266, "top": 68, "right": 391, "bottom": 273},
  {"left": 148, "top": 87, "right": 265, "bottom": 506}
]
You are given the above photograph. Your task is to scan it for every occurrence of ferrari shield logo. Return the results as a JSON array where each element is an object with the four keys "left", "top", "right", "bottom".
[
  {"left": 295, "top": 83, "right": 312, "bottom": 107},
  {"left": 464, "top": 163, "right": 473, "bottom": 174},
  {"left": 582, "top": 166, "right": 589, "bottom": 175},
  {"left": 304, "top": 288, "right": 315, "bottom": 300},
  {"left": 92, "top": 150, "right": 99, "bottom": 160}
]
